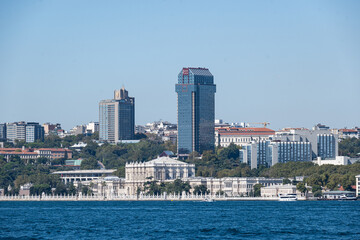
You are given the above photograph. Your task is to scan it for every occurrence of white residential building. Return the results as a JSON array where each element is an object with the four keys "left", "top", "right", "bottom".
[
  {"left": 86, "top": 122, "right": 99, "bottom": 134},
  {"left": 313, "top": 156, "right": 350, "bottom": 166}
]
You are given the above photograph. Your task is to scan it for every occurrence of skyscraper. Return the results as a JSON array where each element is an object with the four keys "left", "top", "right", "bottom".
[
  {"left": 99, "top": 87, "right": 135, "bottom": 143},
  {"left": 175, "top": 67, "right": 216, "bottom": 154}
]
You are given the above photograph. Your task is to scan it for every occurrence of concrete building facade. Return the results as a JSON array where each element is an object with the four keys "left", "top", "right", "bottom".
[
  {"left": 99, "top": 87, "right": 135, "bottom": 143},
  {"left": 5, "top": 122, "right": 44, "bottom": 143},
  {"left": 261, "top": 184, "right": 299, "bottom": 197},
  {"left": 216, "top": 127, "right": 275, "bottom": 147}
]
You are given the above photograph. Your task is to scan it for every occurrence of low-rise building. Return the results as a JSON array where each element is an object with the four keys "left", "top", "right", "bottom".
[
  {"left": 19, "top": 183, "right": 33, "bottom": 196},
  {"left": 86, "top": 122, "right": 99, "bottom": 134},
  {"left": 313, "top": 156, "right": 350, "bottom": 166},
  {"left": 336, "top": 128, "right": 360, "bottom": 139},
  {"left": 70, "top": 125, "right": 87, "bottom": 135},
  {"left": 261, "top": 184, "right": 299, "bottom": 197},
  {"left": 52, "top": 169, "right": 116, "bottom": 184},
  {"left": 356, "top": 175, "right": 360, "bottom": 197},
  {"left": 35, "top": 148, "right": 73, "bottom": 159},
  {"left": 216, "top": 127, "right": 275, "bottom": 147},
  {"left": 81, "top": 176, "right": 126, "bottom": 197},
  {"left": 70, "top": 142, "right": 88, "bottom": 151},
  {"left": 0, "top": 147, "right": 72, "bottom": 162},
  {"left": 184, "top": 177, "right": 283, "bottom": 196}
]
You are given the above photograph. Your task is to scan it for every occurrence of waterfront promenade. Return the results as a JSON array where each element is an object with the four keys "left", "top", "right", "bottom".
[{"left": 0, "top": 193, "right": 281, "bottom": 201}]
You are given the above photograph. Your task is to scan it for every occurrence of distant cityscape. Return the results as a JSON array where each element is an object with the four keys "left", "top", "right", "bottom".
[
  {"left": 0, "top": 67, "right": 359, "bottom": 200},
  {"left": 1, "top": 67, "right": 359, "bottom": 167}
]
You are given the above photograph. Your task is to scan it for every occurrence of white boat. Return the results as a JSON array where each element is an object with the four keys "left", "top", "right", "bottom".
[
  {"left": 278, "top": 193, "right": 297, "bottom": 201},
  {"left": 202, "top": 197, "right": 214, "bottom": 202}
]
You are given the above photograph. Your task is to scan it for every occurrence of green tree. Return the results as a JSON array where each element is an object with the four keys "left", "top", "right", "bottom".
[
  {"left": 282, "top": 178, "right": 291, "bottom": 185},
  {"left": 339, "top": 138, "right": 360, "bottom": 157},
  {"left": 80, "top": 158, "right": 99, "bottom": 170},
  {"left": 311, "top": 184, "right": 322, "bottom": 193},
  {"left": 165, "top": 179, "right": 191, "bottom": 195},
  {"left": 296, "top": 182, "right": 307, "bottom": 194},
  {"left": 37, "top": 157, "right": 49, "bottom": 165},
  {"left": 30, "top": 184, "right": 51, "bottom": 195},
  {"left": 193, "top": 185, "right": 209, "bottom": 195},
  {"left": 54, "top": 182, "right": 68, "bottom": 195},
  {"left": 314, "top": 190, "right": 323, "bottom": 198},
  {"left": 68, "top": 183, "right": 77, "bottom": 195},
  {"left": 81, "top": 185, "right": 92, "bottom": 195},
  {"left": 253, "top": 184, "right": 263, "bottom": 197}
]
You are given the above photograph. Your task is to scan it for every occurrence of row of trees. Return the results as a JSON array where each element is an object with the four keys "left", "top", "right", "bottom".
[
  {"left": 0, "top": 155, "right": 64, "bottom": 195},
  {"left": 339, "top": 137, "right": 360, "bottom": 158},
  {"left": 262, "top": 161, "right": 360, "bottom": 191},
  {"left": 141, "top": 178, "right": 192, "bottom": 195}
]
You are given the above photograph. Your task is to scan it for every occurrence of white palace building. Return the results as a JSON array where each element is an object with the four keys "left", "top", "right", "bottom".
[
  {"left": 125, "top": 157, "right": 195, "bottom": 195},
  {"left": 53, "top": 156, "right": 283, "bottom": 197}
]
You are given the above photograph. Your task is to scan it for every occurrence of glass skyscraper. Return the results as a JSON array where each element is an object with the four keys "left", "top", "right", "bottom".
[
  {"left": 175, "top": 67, "right": 216, "bottom": 154},
  {"left": 99, "top": 87, "right": 135, "bottom": 143}
]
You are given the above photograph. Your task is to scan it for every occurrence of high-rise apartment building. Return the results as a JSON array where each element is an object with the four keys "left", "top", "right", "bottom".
[
  {"left": 240, "top": 140, "right": 312, "bottom": 169},
  {"left": 25, "top": 122, "right": 44, "bottom": 143},
  {"left": 175, "top": 67, "right": 216, "bottom": 154},
  {"left": 239, "top": 124, "right": 339, "bottom": 169},
  {"left": 99, "top": 87, "right": 135, "bottom": 143},
  {"left": 6, "top": 122, "right": 44, "bottom": 143}
]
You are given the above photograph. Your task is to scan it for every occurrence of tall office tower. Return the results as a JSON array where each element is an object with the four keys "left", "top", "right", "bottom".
[
  {"left": 99, "top": 87, "right": 135, "bottom": 143},
  {"left": 175, "top": 67, "right": 216, "bottom": 155}
]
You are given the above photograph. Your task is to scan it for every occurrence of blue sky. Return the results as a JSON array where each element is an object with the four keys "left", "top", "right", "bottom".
[{"left": 1, "top": 0, "right": 359, "bottom": 130}]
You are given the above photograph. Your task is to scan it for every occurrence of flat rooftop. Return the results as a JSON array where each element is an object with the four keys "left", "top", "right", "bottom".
[{"left": 52, "top": 169, "right": 116, "bottom": 174}]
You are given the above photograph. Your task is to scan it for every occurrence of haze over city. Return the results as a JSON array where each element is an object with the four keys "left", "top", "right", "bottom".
[{"left": 1, "top": 0, "right": 359, "bottom": 130}]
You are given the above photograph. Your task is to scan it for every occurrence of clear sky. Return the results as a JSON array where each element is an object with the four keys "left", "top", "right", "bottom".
[{"left": 1, "top": 0, "right": 359, "bottom": 131}]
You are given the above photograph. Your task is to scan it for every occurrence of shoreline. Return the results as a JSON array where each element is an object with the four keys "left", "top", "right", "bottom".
[{"left": 0, "top": 195, "right": 303, "bottom": 201}]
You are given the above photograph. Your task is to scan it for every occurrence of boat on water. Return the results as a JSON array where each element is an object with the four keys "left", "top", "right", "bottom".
[
  {"left": 278, "top": 193, "right": 297, "bottom": 201},
  {"left": 202, "top": 197, "right": 214, "bottom": 202},
  {"left": 318, "top": 191, "right": 357, "bottom": 201}
]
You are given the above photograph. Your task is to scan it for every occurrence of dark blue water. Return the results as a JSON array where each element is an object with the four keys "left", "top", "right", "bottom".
[{"left": 0, "top": 201, "right": 359, "bottom": 239}]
